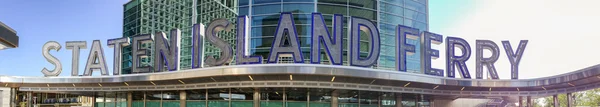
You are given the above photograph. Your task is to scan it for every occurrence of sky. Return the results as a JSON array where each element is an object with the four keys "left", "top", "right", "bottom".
[{"left": 0, "top": 0, "right": 599, "bottom": 79}]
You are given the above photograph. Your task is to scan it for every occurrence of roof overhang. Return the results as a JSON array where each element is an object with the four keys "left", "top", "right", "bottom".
[{"left": 4, "top": 64, "right": 600, "bottom": 98}]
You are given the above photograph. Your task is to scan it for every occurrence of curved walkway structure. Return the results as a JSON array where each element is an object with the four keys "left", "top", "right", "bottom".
[{"left": 3, "top": 64, "right": 600, "bottom": 105}]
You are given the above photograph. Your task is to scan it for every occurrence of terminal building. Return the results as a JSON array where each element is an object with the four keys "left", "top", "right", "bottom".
[{"left": 2, "top": 0, "right": 600, "bottom": 107}]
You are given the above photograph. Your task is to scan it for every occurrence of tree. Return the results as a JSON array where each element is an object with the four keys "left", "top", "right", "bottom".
[{"left": 540, "top": 88, "right": 600, "bottom": 107}]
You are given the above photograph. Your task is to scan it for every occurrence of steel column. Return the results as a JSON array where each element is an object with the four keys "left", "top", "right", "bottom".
[
  {"left": 395, "top": 93, "right": 402, "bottom": 107},
  {"left": 331, "top": 90, "right": 339, "bottom": 107},
  {"left": 526, "top": 96, "right": 531, "bottom": 107},
  {"left": 553, "top": 95, "right": 559, "bottom": 107},
  {"left": 518, "top": 96, "right": 522, "bottom": 107},
  {"left": 254, "top": 88, "right": 260, "bottom": 107},
  {"left": 127, "top": 92, "right": 132, "bottom": 107},
  {"left": 180, "top": 91, "right": 186, "bottom": 107},
  {"left": 567, "top": 93, "right": 572, "bottom": 107}
]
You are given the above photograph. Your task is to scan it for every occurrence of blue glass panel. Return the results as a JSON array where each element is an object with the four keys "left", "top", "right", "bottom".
[
  {"left": 293, "top": 14, "right": 311, "bottom": 24},
  {"left": 404, "top": 9, "right": 426, "bottom": 22},
  {"left": 284, "top": 0, "right": 314, "bottom": 2},
  {"left": 240, "top": 7, "right": 249, "bottom": 16},
  {"left": 380, "top": 13, "right": 403, "bottom": 25},
  {"left": 253, "top": 4, "right": 282, "bottom": 15},
  {"left": 254, "top": 0, "right": 281, "bottom": 4},
  {"left": 283, "top": 3, "right": 315, "bottom": 13},
  {"left": 404, "top": 0, "right": 426, "bottom": 12},
  {"left": 380, "top": 3, "right": 403, "bottom": 15},
  {"left": 240, "top": 0, "right": 250, "bottom": 6},
  {"left": 252, "top": 15, "right": 280, "bottom": 26},
  {"left": 382, "top": 0, "right": 403, "bottom": 5}
]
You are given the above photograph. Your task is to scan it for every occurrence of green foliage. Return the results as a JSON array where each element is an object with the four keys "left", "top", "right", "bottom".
[{"left": 540, "top": 88, "right": 600, "bottom": 107}]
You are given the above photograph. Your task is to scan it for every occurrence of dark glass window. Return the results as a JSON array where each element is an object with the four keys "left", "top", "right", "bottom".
[
  {"left": 240, "top": 7, "right": 249, "bottom": 16},
  {"left": 318, "top": 0, "right": 346, "bottom": 5},
  {"left": 284, "top": 0, "right": 314, "bottom": 2},
  {"left": 254, "top": 0, "right": 281, "bottom": 4},
  {"left": 232, "top": 88, "right": 254, "bottom": 107},
  {"left": 207, "top": 88, "right": 229, "bottom": 107},
  {"left": 349, "top": 0, "right": 376, "bottom": 9},
  {"left": 337, "top": 90, "right": 358, "bottom": 107},
  {"left": 309, "top": 88, "right": 332, "bottom": 107},
  {"left": 186, "top": 89, "right": 206, "bottom": 100},
  {"left": 405, "top": 0, "right": 426, "bottom": 12},
  {"left": 349, "top": 7, "right": 377, "bottom": 20},
  {"left": 381, "top": 93, "right": 396, "bottom": 107},
  {"left": 286, "top": 88, "right": 308, "bottom": 107},
  {"left": 318, "top": 4, "right": 347, "bottom": 15},
  {"left": 253, "top": 4, "right": 282, "bottom": 15},
  {"left": 260, "top": 88, "right": 284, "bottom": 107},
  {"left": 252, "top": 15, "right": 281, "bottom": 26},
  {"left": 283, "top": 3, "right": 315, "bottom": 13},
  {"left": 240, "top": 0, "right": 250, "bottom": 6},
  {"left": 359, "top": 91, "right": 379, "bottom": 107},
  {"left": 382, "top": 0, "right": 403, "bottom": 5}
]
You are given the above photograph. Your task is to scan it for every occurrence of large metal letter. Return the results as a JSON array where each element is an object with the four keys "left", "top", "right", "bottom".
[
  {"left": 475, "top": 40, "right": 500, "bottom": 79},
  {"left": 237, "top": 16, "right": 262, "bottom": 64},
  {"left": 349, "top": 17, "right": 380, "bottom": 67},
  {"left": 267, "top": 12, "right": 304, "bottom": 63},
  {"left": 396, "top": 25, "right": 418, "bottom": 71},
  {"left": 192, "top": 24, "right": 206, "bottom": 68},
  {"left": 66, "top": 41, "right": 86, "bottom": 76},
  {"left": 154, "top": 29, "right": 181, "bottom": 72},
  {"left": 83, "top": 40, "right": 108, "bottom": 76},
  {"left": 421, "top": 31, "right": 444, "bottom": 76},
  {"left": 205, "top": 19, "right": 233, "bottom": 66},
  {"left": 502, "top": 40, "right": 528, "bottom": 79},
  {"left": 132, "top": 34, "right": 153, "bottom": 73},
  {"left": 41, "top": 41, "right": 62, "bottom": 77},
  {"left": 107, "top": 38, "right": 130, "bottom": 75},
  {"left": 446, "top": 37, "right": 471, "bottom": 78},
  {"left": 310, "top": 13, "right": 343, "bottom": 65}
]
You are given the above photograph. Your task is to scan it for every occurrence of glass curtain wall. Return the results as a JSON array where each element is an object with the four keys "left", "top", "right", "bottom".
[{"left": 89, "top": 88, "right": 431, "bottom": 107}]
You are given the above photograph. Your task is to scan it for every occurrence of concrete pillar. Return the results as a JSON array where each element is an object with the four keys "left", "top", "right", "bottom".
[
  {"left": 127, "top": 92, "right": 132, "bottom": 107},
  {"left": 526, "top": 96, "right": 532, "bottom": 107},
  {"left": 92, "top": 94, "right": 96, "bottom": 107},
  {"left": 567, "top": 93, "right": 572, "bottom": 107},
  {"left": 518, "top": 96, "right": 522, "bottom": 107},
  {"left": 331, "top": 90, "right": 339, "bottom": 107},
  {"left": 307, "top": 91, "right": 310, "bottom": 106},
  {"left": 395, "top": 93, "right": 402, "bottom": 107},
  {"left": 180, "top": 91, "right": 186, "bottom": 107},
  {"left": 254, "top": 89, "right": 260, "bottom": 107},
  {"left": 414, "top": 95, "right": 418, "bottom": 107},
  {"left": 553, "top": 95, "right": 559, "bottom": 107},
  {"left": 26, "top": 92, "right": 32, "bottom": 107},
  {"left": 10, "top": 88, "right": 17, "bottom": 107},
  {"left": 143, "top": 92, "right": 146, "bottom": 107}
]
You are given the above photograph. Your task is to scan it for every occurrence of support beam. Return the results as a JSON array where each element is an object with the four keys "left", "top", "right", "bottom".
[
  {"left": 331, "top": 90, "right": 339, "bottom": 107},
  {"left": 127, "top": 92, "right": 132, "bottom": 107},
  {"left": 567, "top": 93, "right": 572, "bottom": 107},
  {"left": 526, "top": 96, "right": 532, "bottom": 107},
  {"left": 254, "top": 89, "right": 260, "bottom": 107},
  {"left": 180, "top": 91, "right": 186, "bottom": 107},
  {"left": 395, "top": 93, "right": 402, "bottom": 107},
  {"left": 518, "top": 96, "right": 522, "bottom": 107},
  {"left": 553, "top": 95, "right": 559, "bottom": 107}
]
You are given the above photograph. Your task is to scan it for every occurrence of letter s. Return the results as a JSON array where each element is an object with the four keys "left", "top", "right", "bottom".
[{"left": 41, "top": 41, "right": 62, "bottom": 77}]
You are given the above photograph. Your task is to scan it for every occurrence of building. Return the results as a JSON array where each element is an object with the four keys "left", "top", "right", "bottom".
[
  {"left": 4, "top": 0, "right": 597, "bottom": 107},
  {"left": 240, "top": 0, "right": 426, "bottom": 72},
  {"left": 0, "top": 21, "right": 18, "bottom": 50}
]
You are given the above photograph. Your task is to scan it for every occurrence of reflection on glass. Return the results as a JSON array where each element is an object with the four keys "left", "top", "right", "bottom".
[
  {"left": 338, "top": 90, "right": 358, "bottom": 107},
  {"left": 381, "top": 93, "right": 396, "bottom": 107},
  {"left": 146, "top": 91, "right": 161, "bottom": 107},
  {"left": 187, "top": 89, "right": 206, "bottom": 107},
  {"left": 286, "top": 88, "right": 308, "bottom": 107},
  {"left": 359, "top": 91, "right": 379, "bottom": 107},
  {"left": 232, "top": 88, "right": 255, "bottom": 107},
  {"left": 309, "top": 88, "right": 332, "bottom": 107},
  {"left": 283, "top": 3, "right": 315, "bottom": 13},
  {"left": 162, "top": 91, "right": 180, "bottom": 107},
  {"left": 208, "top": 88, "right": 229, "bottom": 107},
  {"left": 261, "top": 88, "right": 284, "bottom": 107},
  {"left": 253, "top": 4, "right": 282, "bottom": 15}
]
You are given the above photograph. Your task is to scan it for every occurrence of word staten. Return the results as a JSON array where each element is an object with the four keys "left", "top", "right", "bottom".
[{"left": 41, "top": 12, "right": 527, "bottom": 79}]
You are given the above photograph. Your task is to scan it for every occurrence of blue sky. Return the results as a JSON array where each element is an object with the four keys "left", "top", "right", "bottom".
[{"left": 0, "top": 0, "right": 479, "bottom": 77}]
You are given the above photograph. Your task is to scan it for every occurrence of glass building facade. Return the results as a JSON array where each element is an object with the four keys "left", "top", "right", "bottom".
[
  {"left": 121, "top": 0, "right": 428, "bottom": 73},
  {"left": 240, "top": 0, "right": 428, "bottom": 72}
]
